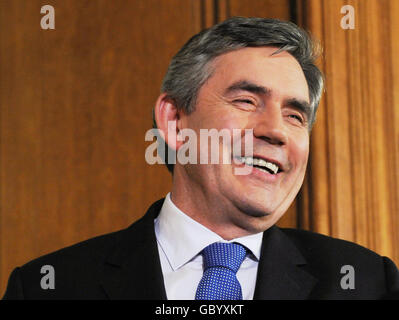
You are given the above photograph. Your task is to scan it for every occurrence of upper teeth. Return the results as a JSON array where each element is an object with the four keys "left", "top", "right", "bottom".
[{"left": 238, "top": 156, "right": 280, "bottom": 174}]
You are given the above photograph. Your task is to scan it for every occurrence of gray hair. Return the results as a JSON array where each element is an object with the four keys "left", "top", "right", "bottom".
[{"left": 156, "top": 17, "right": 324, "bottom": 173}]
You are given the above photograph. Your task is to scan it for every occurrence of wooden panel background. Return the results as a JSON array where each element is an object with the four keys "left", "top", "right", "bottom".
[
  {"left": 1, "top": 0, "right": 398, "bottom": 296},
  {"left": 0, "top": 0, "right": 201, "bottom": 296},
  {"left": 298, "top": 0, "right": 399, "bottom": 265}
]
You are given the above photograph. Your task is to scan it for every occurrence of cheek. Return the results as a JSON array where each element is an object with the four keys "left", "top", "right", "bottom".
[{"left": 291, "top": 134, "right": 309, "bottom": 170}]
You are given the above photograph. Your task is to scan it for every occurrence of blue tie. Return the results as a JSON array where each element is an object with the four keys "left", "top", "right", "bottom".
[{"left": 195, "top": 242, "right": 246, "bottom": 300}]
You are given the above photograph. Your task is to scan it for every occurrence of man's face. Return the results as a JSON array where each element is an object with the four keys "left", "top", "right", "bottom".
[{"left": 178, "top": 47, "right": 311, "bottom": 234}]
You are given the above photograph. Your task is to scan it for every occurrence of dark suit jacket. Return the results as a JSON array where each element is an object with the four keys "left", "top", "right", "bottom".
[{"left": 3, "top": 199, "right": 399, "bottom": 299}]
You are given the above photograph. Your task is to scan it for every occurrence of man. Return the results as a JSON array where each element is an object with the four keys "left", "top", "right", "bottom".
[{"left": 3, "top": 17, "right": 399, "bottom": 300}]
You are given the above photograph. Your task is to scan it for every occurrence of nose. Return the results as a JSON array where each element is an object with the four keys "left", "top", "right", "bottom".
[{"left": 253, "top": 107, "right": 288, "bottom": 146}]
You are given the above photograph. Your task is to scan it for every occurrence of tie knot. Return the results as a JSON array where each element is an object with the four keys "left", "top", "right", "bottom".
[{"left": 202, "top": 242, "right": 246, "bottom": 273}]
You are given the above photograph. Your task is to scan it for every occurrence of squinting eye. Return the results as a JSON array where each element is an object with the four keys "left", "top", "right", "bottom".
[
  {"left": 234, "top": 99, "right": 254, "bottom": 104},
  {"left": 288, "top": 114, "right": 304, "bottom": 123},
  {"left": 231, "top": 99, "right": 257, "bottom": 111}
]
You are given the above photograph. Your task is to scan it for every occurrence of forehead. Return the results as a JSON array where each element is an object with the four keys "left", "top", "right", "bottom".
[{"left": 208, "top": 47, "right": 310, "bottom": 103}]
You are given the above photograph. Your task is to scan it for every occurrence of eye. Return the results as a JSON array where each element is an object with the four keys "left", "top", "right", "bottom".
[
  {"left": 231, "top": 98, "right": 257, "bottom": 111},
  {"left": 288, "top": 114, "right": 305, "bottom": 124},
  {"left": 234, "top": 99, "right": 255, "bottom": 105}
]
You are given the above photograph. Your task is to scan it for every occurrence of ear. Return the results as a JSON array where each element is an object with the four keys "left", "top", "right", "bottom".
[{"left": 154, "top": 93, "right": 185, "bottom": 152}]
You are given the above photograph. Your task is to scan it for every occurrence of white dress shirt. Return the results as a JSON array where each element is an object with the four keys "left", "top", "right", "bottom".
[{"left": 154, "top": 193, "right": 263, "bottom": 300}]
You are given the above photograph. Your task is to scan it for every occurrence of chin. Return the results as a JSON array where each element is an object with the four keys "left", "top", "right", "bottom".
[
  {"left": 233, "top": 190, "right": 291, "bottom": 221},
  {"left": 233, "top": 209, "right": 278, "bottom": 234},
  {"left": 232, "top": 195, "right": 277, "bottom": 218}
]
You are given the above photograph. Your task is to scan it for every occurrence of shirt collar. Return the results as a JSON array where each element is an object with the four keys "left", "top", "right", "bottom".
[{"left": 154, "top": 193, "right": 263, "bottom": 271}]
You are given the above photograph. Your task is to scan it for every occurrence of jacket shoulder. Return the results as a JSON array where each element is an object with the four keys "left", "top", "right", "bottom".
[
  {"left": 280, "top": 227, "right": 381, "bottom": 258},
  {"left": 3, "top": 200, "right": 163, "bottom": 299},
  {"left": 3, "top": 227, "right": 129, "bottom": 299},
  {"left": 279, "top": 228, "right": 399, "bottom": 298},
  {"left": 25, "top": 228, "right": 126, "bottom": 268}
]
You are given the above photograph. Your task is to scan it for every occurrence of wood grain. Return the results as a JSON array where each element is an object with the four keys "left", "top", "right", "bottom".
[
  {"left": 298, "top": 0, "right": 399, "bottom": 266},
  {"left": 0, "top": 0, "right": 200, "bottom": 295}
]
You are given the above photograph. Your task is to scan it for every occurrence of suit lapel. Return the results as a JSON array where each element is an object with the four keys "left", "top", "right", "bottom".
[
  {"left": 253, "top": 226, "right": 318, "bottom": 300},
  {"left": 100, "top": 199, "right": 167, "bottom": 299}
]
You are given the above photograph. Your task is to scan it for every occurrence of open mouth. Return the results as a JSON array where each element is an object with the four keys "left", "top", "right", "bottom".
[{"left": 235, "top": 156, "right": 283, "bottom": 175}]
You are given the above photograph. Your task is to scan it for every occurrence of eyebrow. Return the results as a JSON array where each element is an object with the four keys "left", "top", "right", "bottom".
[
  {"left": 224, "top": 80, "right": 270, "bottom": 96},
  {"left": 224, "top": 79, "right": 312, "bottom": 121}
]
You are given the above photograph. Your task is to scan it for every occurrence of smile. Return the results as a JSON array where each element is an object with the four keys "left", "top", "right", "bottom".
[{"left": 235, "top": 156, "right": 282, "bottom": 175}]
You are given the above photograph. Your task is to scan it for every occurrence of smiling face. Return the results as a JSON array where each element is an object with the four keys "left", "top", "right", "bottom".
[{"left": 171, "top": 46, "right": 311, "bottom": 239}]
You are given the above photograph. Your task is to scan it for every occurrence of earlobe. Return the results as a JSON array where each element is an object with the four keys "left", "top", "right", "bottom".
[{"left": 154, "top": 93, "right": 183, "bottom": 151}]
